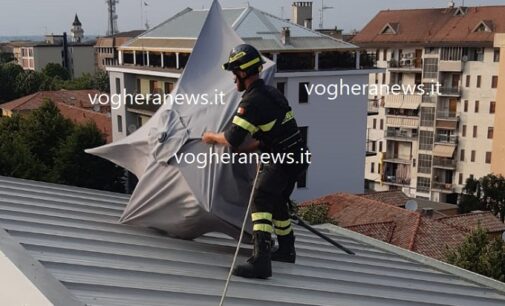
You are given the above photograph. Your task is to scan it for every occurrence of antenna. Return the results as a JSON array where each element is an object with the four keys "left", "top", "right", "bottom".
[
  {"left": 319, "top": 0, "right": 334, "bottom": 29},
  {"left": 106, "top": 0, "right": 119, "bottom": 36},
  {"left": 405, "top": 199, "right": 419, "bottom": 212}
]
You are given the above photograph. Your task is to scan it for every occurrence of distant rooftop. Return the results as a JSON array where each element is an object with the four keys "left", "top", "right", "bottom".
[
  {"left": 352, "top": 5, "right": 505, "bottom": 47},
  {"left": 121, "top": 6, "right": 356, "bottom": 52},
  {"left": 1, "top": 176, "right": 505, "bottom": 305}
]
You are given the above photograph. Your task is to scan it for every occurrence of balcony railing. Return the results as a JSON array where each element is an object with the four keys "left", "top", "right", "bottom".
[
  {"left": 433, "top": 157, "right": 457, "bottom": 168},
  {"left": 383, "top": 176, "right": 411, "bottom": 185},
  {"left": 387, "top": 59, "right": 422, "bottom": 70},
  {"left": 386, "top": 115, "right": 420, "bottom": 128},
  {"left": 368, "top": 100, "right": 380, "bottom": 115},
  {"left": 385, "top": 129, "right": 418, "bottom": 140},
  {"left": 438, "top": 87, "right": 461, "bottom": 96},
  {"left": 383, "top": 154, "right": 412, "bottom": 164},
  {"left": 436, "top": 110, "right": 458, "bottom": 120},
  {"left": 432, "top": 181, "right": 454, "bottom": 192},
  {"left": 435, "top": 134, "right": 458, "bottom": 144}
]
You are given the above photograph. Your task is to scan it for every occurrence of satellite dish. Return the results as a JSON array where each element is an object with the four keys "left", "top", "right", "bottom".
[
  {"left": 127, "top": 124, "right": 137, "bottom": 134},
  {"left": 92, "top": 104, "right": 101, "bottom": 112},
  {"left": 405, "top": 200, "right": 418, "bottom": 212}
]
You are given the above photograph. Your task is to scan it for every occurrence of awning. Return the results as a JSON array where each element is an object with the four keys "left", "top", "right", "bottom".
[
  {"left": 385, "top": 94, "right": 422, "bottom": 110},
  {"left": 433, "top": 144, "right": 456, "bottom": 158}
]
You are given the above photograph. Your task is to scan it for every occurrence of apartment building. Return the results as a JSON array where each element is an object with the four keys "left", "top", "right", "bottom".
[
  {"left": 492, "top": 33, "right": 505, "bottom": 176},
  {"left": 17, "top": 34, "right": 95, "bottom": 79},
  {"left": 95, "top": 30, "right": 143, "bottom": 70},
  {"left": 106, "top": 3, "right": 376, "bottom": 201},
  {"left": 352, "top": 5, "right": 504, "bottom": 203}
]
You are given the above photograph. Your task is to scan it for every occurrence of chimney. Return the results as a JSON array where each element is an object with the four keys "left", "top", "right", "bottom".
[
  {"left": 292, "top": 2, "right": 313, "bottom": 28},
  {"left": 421, "top": 208, "right": 434, "bottom": 218},
  {"left": 281, "top": 27, "right": 291, "bottom": 45}
]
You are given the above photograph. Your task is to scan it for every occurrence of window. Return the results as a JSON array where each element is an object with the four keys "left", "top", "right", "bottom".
[
  {"left": 476, "top": 75, "right": 481, "bottom": 88},
  {"left": 164, "top": 82, "right": 174, "bottom": 94},
  {"left": 462, "top": 125, "right": 466, "bottom": 137},
  {"left": 471, "top": 150, "right": 476, "bottom": 162},
  {"left": 465, "top": 75, "right": 471, "bottom": 87},
  {"left": 488, "top": 127, "right": 494, "bottom": 139},
  {"left": 474, "top": 100, "right": 479, "bottom": 113},
  {"left": 419, "top": 130, "right": 434, "bottom": 150},
  {"left": 423, "top": 58, "right": 438, "bottom": 79},
  {"left": 380, "top": 119, "right": 384, "bottom": 130},
  {"left": 460, "top": 149, "right": 465, "bottom": 161},
  {"left": 298, "top": 82, "right": 309, "bottom": 103},
  {"left": 371, "top": 141, "right": 376, "bottom": 152},
  {"left": 136, "top": 78, "right": 141, "bottom": 93},
  {"left": 297, "top": 127, "right": 308, "bottom": 188},
  {"left": 492, "top": 76, "right": 498, "bottom": 89},
  {"left": 473, "top": 126, "right": 478, "bottom": 138},
  {"left": 420, "top": 107, "right": 435, "bottom": 127},
  {"left": 378, "top": 163, "right": 382, "bottom": 174},
  {"left": 117, "top": 115, "right": 123, "bottom": 133},
  {"left": 490, "top": 101, "right": 496, "bottom": 114},
  {"left": 371, "top": 162, "right": 375, "bottom": 173},
  {"left": 418, "top": 154, "right": 432, "bottom": 174},
  {"left": 464, "top": 100, "right": 468, "bottom": 112},
  {"left": 459, "top": 173, "right": 463, "bottom": 185},
  {"left": 494, "top": 48, "right": 500, "bottom": 62},
  {"left": 383, "top": 49, "right": 388, "bottom": 61},
  {"left": 379, "top": 141, "right": 383, "bottom": 152},
  {"left": 277, "top": 82, "right": 286, "bottom": 95},
  {"left": 486, "top": 152, "right": 492, "bottom": 164},
  {"left": 417, "top": 177, "right": 431, "bottom": 193},
  {"left": 115, "top": 78, "right": 121, "bottom": 95},
  {"left": 373, "top": 118, "right": 377, "bottom": 129}
]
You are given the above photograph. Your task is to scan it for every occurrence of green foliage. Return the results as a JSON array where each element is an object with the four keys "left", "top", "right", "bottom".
[
  {"left": 15, "top": 70, "right": 46, "bottom": 97},
  {"left": 458, "top": 174, "right": 505, "bottom": 221},
  {"left": 0, "top": 52, "right": 15, "bottom": 64},
  {"left": 42, "top": 63, "right": 70, "bottom": 81},
  {"left": 0, "top": 62, "right": 24, "bottom": 102},
  {"left": 297, "top": 203, "right": 337, "bottom": 225},
  {"left": 0, "top": 100, "right": 124, "bottom": 192},
  {"left": 446, "top": 227, "right": 505, "bottom": 282}
]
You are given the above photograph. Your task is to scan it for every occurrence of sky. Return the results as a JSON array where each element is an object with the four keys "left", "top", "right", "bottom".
[{"left": 1, "top": 0, "right": 505, "bottom": 36}]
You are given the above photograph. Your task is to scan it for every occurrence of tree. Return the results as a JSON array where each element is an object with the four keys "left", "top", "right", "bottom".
[
  {"left": 0, "top": 52, "right": 15, "bottom": 64},
  {"left": 19, "top": 99, "right": 73, "bottom": 168},
  {"left": 93, "top": 70, "right": 110, "bottom": 93},
  {"left": 0, "top": 62, "right": 24, "bottom": 102},
  {"left": 15, "top": 70, "right": 45, "bottom": 97},
  {"left": 446, "top": 227, "right": 505, "bottom": 282},
  {"left": 458, "top": 174, "right": 505, "bottom": 221},
  {"left": 51, "top": 122, "right": 124, "bottom": 192},
  {"left": 42, "top": 63, "right": 70, "bottom": 81}
]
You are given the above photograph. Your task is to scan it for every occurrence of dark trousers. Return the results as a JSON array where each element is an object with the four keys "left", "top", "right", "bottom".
[{"left": 251, "top": 158, "right": 309, "bottom": 234}]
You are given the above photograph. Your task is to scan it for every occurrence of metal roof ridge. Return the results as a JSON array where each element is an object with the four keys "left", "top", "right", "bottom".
[
  {"left": 138, "top": 7, "right": 193, "bottom": 39},
  {"left": 315, "top": 224, "right": 505, "bottom": 294}
]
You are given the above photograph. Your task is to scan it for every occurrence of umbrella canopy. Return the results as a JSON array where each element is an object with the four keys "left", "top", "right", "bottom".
[{"left": 86, "top": 0, "right": 275, "bottom": 240}]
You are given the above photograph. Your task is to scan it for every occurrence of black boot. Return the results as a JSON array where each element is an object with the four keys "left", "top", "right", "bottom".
[
  {"left": 272, "top": 232, "right": 296, "bottom": 263},
  {"left": 233, "top": 231, "right": 272, "bottom": 279}
]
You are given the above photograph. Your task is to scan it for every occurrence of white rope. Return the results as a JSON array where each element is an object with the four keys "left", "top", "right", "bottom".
[{"left": 219, "top": 164, "right": 262, "bottom": 306}]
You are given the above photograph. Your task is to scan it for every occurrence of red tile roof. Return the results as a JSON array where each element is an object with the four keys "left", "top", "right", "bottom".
[
  {"left": 352, "top": 6, "right": 505, "bottom": 47},
  {"left": 360, "top": 190, "right": 410, "bottom": 207},
  {"left": 1, "top": 90, "right": 112, "bottom": 143},
  {"left": 302, "top": 193, "right": 472, "bottom": 260},
  {"left": 437, "top": 212, "right": 505, "bottom": 233}
]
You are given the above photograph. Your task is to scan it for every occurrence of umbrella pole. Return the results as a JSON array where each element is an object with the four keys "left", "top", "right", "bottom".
[{"left": 288, "top": 200, "right": 355, "bottom": 255}]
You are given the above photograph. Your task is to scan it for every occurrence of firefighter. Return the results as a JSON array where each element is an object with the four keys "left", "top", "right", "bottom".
[{"left": 202, "top": 44, "right": 310, "bottom": 279}]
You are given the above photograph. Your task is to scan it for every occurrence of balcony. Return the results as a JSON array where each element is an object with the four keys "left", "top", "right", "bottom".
[
  {"left": 436, "top": 110, "right": 458, "bottom": 120},
  {"left": 385, "top": 129, "right": 418, "bottom": 141},
  {"left": 435, "top": 134, "right": 458, "bottom": 145},
  {"left": 438, "top": 86, "right": 461, "bottom": 97},
  {"left": 439, "top": 60, "right": 463, "bottom": 72},
  {"left": 387, "top": 58, "right": 422, "bottom": 73},
  {"left": 432, "top": 181, "right": 455, "bottom": 193},
  {"left": 383, "top": 153, "right": 412, "bottom": 164},
  {"left": 386, "top": 115, "right": 420, "bottom": 129},
  {"left": 383, "top": 176, "right": 411, "bottom": 186},
  {"left": 433, "top": 157, "right": 457, "bottom": 169},
  {"left": 368, "top": 100, "right": 379, "bottom": 116}
]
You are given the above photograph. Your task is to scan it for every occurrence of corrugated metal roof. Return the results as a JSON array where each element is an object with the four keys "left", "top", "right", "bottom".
[
  {"left": 123, "top": 6, "right": 355, "bottom": 51},
  {"left": 1, "top": 175, "right": 505, "bottom": 306}
]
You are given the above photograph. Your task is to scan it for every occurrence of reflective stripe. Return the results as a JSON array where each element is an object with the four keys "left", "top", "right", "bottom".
[
  {"left": 273, "top": 219, "right": 291, "bottom": 228},
  {"left": 232, "top": 116, "right": 258, "bottom": 134},
  {"left": 252, "top": 212, "right": 272, "bottom": 222},
  {"left": 239, "top": 57, "right": 261, "bottom": 70},
  {"left": 275, "top": 226, "right": 293, "bottom": 236},
  {"left": 253, "top": 224, "right": 273, "bottom": 233},
  {"left": 258, "top": 119, "right": 277, "bottom": 132},
  {"left": 229, "top": 51, "right": 246, "bottom": 63},
  {"left": 282, "top": 111, "right": 294, "bottom": 124}
]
